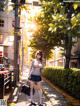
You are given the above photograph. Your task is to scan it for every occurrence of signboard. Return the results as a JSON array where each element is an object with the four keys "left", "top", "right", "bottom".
[
  {"left": 0, "top": 46, "right": 3, "bottom": 57},
  {"left": 0, "top": 99, "right": 7, "bottom": 106},
  {"left": 63, "top": 0, "right": 80, "bottom": 2},
  {"left": 0, "top": 51, "right": 3, "bottom": 57}
]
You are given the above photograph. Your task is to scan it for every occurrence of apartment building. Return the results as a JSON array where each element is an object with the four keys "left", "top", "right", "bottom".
[{"left": 0, "top": 11, "right": 14, "bottom": 65}]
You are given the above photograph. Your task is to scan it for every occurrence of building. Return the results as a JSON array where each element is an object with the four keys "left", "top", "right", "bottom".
[
  {"left": 47, "top": 38, "right": 80, "bottom": 68},
  {"left": 0, "top": 11, "right": 14, "bottom": 66},
  {"left": 46, "top": 48, "right": 65, "bottom": 67},
  {"left": 70, "top": 38, "right": 80, "bottom": 68}
]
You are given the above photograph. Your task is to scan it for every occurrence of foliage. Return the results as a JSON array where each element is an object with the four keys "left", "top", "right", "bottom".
[
  {"left": 29, "top": 15, "right": 55, "bottom": 59},
  {"left": 0, "top": 1, "right": 5, "bottom": 11},
  {"left": 30, "top": 0, "right": 80, "bottom": 68},
  {"left": 42, "top": 67, "right": 80, "bottom": 99},
  {"left": 40, "top": 0, "right": 80, "bottom": 44}
]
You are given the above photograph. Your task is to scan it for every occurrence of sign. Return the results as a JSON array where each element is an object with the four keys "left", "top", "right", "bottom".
[
  {"left": 0, "top": 46, "right": 3, "bottom": 57},
  {"left": 63, "top": 0, "right": 80, "bottom": 2},
  {"left": 33, "top": 1, "right": 39, "bottom": 6},
  {"left": 0, "top": 51, "right": 3, "bottom": 57},
  {"left": 0, "top": 99, "right": 7, "bottom": 106},
  {"left": 11, "top": 0, "right": 25, "bottom": 4}
]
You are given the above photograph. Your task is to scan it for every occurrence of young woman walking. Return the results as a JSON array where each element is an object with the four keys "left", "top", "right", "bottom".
[{"left": 29, "top": 50, "right": 44, "bottom": 106}]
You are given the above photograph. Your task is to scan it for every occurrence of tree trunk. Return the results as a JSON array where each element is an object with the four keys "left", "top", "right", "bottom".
[
  {"left": 43, "top": 57, "right": 46, "bottom": 66},
  {"left": 77, "top": 53, "right": 80, "bottom": 68},
  {"left": 65, "top": 56, "right": 70, "bottom": 68},
  {"left": 64, "top": 34, "right": 72, "bottom": 69}
]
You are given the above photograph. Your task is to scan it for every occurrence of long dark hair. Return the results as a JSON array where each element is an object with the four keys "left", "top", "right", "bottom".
[{"left": 35, "top": 50, "right": 43, "bottom": 63}]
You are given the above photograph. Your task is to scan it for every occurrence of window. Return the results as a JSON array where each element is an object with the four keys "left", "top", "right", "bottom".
[{"left": 0, "top": 19, "right": 4, "bottom": 27}]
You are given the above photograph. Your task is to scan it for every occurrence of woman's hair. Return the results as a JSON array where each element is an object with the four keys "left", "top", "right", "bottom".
[{"left": 35, "top": 50, "right": 43, "bottom": 62}]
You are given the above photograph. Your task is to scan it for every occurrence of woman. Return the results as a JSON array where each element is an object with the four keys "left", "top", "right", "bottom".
[{"left": 29, "top": 50, "right": 43, "bottom": 106}]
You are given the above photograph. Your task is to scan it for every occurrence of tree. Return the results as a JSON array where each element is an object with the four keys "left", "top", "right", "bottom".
[
  {"left": 0, "top": 0, "right": 5, "bottom": 11},
  {"left": 29, "top": 14, "right": 59, "bottom": 63},
  {"left": 30, "top": 0, "right": 80, "bottom": 68}
]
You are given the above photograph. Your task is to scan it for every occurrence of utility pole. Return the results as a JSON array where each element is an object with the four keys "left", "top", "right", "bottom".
[
  {"left": 14, "top": 0, "right": 20, "bottom": 85},
  {"left": 12, "top": 0, "right": 41, "bottom": 85},
  {"left": 20, "top": 28, "right": 24, "bottom": 75}
]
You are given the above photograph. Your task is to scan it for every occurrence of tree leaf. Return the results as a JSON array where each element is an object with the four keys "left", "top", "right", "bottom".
[{"left": 73, "top": 3, "right": 78, "bottom": 10}]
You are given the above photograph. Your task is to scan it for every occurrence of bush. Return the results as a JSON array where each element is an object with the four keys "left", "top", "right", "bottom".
[{"left": 42, "top": 67, "right": 80, "bottom": 99}]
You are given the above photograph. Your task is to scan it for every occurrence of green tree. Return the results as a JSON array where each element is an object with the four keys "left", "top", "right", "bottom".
[
  {"left": 30, "top": 0, "right": 80, "bottom": 68},
  {"left": 0, "top": 1, "right": 5, "bottom": 11}
]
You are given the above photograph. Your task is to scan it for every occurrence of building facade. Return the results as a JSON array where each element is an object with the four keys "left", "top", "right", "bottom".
[
  {"left": 0, "top": 11, "right": 14, "bottom": 65},
  {"left": 70, "top": 38, "right": 80, "bottom": 68}
]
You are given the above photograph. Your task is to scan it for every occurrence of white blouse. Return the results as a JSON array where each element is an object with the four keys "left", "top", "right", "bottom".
[{"left": 30, "top": 59, "right": 43, "bottom": 76}]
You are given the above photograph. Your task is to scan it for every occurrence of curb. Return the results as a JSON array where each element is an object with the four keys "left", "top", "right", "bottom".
[{"left": 42, "top": 77, "right": 80, "bottom": 106}]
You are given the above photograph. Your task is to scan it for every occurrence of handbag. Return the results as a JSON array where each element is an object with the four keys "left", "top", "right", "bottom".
[{"left": 21, "top": 84, "right": 35, "bottom": 96}]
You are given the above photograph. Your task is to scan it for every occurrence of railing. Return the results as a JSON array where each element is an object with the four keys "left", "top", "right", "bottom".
[{"left": 0, "top": 70, "right": 14, "bottom": 99}]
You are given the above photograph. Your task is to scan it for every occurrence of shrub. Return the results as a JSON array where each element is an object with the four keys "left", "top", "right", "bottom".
[{"left": 42, "top": 67, "right": 80, "bottom": 99}]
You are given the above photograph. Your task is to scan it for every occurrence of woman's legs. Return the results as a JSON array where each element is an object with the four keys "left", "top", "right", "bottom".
[
  {"left": 29, "top": 78, "right": 43, "bottom": 105},
  {"left": 30, "top": 81, "right": 35, "bottom": 103},
  {"left": 37, "top": 81, "right": 43, "bottom": 105}
]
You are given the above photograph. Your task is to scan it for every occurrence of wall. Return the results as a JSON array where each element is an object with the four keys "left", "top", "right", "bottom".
[{"left": 0, "top": 11, "right": 14, "bottom": 65}]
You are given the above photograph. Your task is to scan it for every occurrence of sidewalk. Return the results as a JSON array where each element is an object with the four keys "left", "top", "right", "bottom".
[
  {"left": 8, "top": 78, "right": 69, "bottom": 106},
  {"left": 8, "top": 79, "right": 52, "bottom": 106},
  {"left": 9, "top": 68, "right": 80, "bottom": 106},
  {"left": 42, "top": 81, "right": 69, "bottom": 106}
]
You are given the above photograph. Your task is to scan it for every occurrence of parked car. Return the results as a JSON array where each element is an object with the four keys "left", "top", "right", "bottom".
[{"left": 0, "top": 64, "right": 5, "bottom": 71}]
